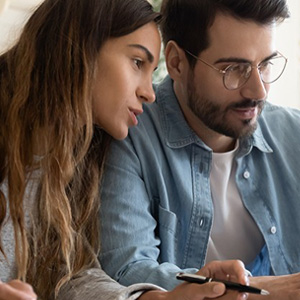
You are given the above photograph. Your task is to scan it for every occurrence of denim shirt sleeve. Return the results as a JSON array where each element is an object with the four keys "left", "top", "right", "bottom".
[{"left": 99, "top": 133, "right": 199, "bottom": 290}]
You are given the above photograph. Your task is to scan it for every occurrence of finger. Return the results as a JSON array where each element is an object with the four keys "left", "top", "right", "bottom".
[
  {"left": 0, "top": 282, "right": 36, "bottom": 300},
  {"left": 237, "top": 292, "right": 248, "bottom": 300},
  {"left": 195, "top": 282, "right": 226, "bottom": 299},
  {"left": 7, "top": 280, "right": 36, "bottom": 298},
  {"left": 175, "top": 282, "right": 226, "bottom": 299},
  {"left": 227, "top": 267, "right": 251, "bottom": 286},
  {"left": 199, "top": 260, "right": 249, "bottom": 285}
]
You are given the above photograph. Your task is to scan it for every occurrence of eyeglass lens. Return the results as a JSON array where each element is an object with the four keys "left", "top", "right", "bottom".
[{"left": 224, "top": 55, "right": 287, "bottom": 90}]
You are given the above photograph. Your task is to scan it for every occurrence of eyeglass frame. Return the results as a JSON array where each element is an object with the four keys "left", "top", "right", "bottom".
[{"left": 184, "top": 49, "right": 288, "bottom": 91}]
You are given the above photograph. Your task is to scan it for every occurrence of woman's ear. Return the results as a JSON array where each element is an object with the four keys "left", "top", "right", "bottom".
[{"left": 164, "top": 41, "right": 188, "bottom": 81}]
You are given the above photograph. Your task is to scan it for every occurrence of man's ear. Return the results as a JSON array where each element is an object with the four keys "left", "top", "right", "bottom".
[{"left": 165, "top": 41, "right": 187, "bottom": 80}]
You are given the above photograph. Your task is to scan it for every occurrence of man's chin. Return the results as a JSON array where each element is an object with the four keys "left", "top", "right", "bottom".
[{"left": 238, "top": 119, "right": 258, "bottom": 138}]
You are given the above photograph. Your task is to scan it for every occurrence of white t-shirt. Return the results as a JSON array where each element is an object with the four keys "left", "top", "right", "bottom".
[{"left": 206, "top": 142, "right": 264, "bottom": 265}]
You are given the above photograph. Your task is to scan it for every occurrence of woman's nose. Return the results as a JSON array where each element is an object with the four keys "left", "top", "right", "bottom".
[{"left": 137, "top": 78, "right": 156, "bottom": 104}]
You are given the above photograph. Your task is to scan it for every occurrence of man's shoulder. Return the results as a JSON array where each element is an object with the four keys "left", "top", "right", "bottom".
[
  {"left": 257, "top": 102, "right": 300, "bottom": 146},
  {"left": 261, "top": 102, "right": 300, "bottom": 118},
  {"left": 259, "top": 102, "right": 300, "bottom": 127}
]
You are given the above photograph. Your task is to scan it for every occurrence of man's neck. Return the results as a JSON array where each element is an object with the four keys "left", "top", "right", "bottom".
[
  {"left": 200, "top": 131, "right": 236, "bottom": 153},
  {"left": 177, "top": 96, "right": 236, "bottom": 153}
]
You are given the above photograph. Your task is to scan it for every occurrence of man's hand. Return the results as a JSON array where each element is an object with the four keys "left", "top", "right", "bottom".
[
  {"left": 249, "top": 273, "right": 300, "bottom": 300},
  {"left": 139, "top": 260, "right": 249, "bottom": 300},
  {"left": 197, "top": 259, "right": 249, "bottom": 285}
]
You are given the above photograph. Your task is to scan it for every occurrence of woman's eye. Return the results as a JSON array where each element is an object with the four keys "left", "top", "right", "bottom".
[{"left": 133, "top": 59, "right": 143, "bottom": 69}]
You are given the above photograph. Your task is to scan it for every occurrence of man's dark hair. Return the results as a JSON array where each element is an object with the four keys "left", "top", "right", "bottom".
[{"left": 160, "top": 0, "right": 290, "bottom": 66}]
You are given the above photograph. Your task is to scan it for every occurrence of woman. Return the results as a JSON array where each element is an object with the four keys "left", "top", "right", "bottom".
[{"left": 0, "top": 0, "right": 249, "bottom": 299}]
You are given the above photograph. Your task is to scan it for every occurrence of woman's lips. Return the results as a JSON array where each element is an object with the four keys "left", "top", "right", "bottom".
[{"left": 129, "top": 108, "right": 143, "bottom": 126}]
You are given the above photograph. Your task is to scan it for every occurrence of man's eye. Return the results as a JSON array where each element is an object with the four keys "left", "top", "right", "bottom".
[
  {"left": 259, "top": 61, "right": 271, "bottom": 70},
  {"left": 228, "top": 64, "right": 246, "bottom": 72},
  {"left": 134, "top": 59, "right": 143, "bottom": 69}
]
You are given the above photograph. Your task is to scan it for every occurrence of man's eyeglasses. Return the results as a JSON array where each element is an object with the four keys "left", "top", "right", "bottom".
[{"left": 185, "top": 49, "right": 288, "bottom": 91}]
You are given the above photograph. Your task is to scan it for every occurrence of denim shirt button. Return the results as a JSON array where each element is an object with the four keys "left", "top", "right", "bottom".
[
  {"left": 243, "top": 170, "right": 250, "bottom": 179},
  {"left": 270, "top": 226, "right": 277, "bottom": 234},
  {"left": 199, "top": 218, "right": 204, "bottom": 227}
]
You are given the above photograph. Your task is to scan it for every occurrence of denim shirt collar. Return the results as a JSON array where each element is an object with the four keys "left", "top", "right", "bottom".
[{"left": 155, "top": 75, "right": 273, "bottom": 155}]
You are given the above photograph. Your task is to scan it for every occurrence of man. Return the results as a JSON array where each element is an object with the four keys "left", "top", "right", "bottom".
[{"left": 99, "top": 0, "right": 300, "bottom": 297}]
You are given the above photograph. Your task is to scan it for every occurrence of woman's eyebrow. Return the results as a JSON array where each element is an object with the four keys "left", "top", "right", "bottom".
[{"left": 128, "top": 44, "right": 154, "bottom": 63}]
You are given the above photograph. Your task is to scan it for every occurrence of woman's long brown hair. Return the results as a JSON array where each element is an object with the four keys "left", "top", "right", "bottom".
[{"left": 0, "top": 0, "right": 160, "bottom": 299}]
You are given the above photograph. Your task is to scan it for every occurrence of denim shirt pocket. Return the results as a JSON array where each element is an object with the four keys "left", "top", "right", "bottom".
[{"left": 157, "top": 204, "right": 180, "bottom": 263}]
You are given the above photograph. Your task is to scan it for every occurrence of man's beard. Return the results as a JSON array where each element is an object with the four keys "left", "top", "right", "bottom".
[{"left": 186, "top": 79, "right": 265, "bottom": 139}]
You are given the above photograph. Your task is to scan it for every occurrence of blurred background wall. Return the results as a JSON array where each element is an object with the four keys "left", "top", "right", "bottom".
[{"left": 1, "top": 0, "right": 299, "bottom": 109}]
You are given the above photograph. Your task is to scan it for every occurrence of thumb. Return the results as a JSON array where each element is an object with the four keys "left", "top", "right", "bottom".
[
  {"left": 211, "top": 283, "right": 226, "bottom": 296},
  {"left": 199, "top": 282, "right": 226, "bottom": 298}
]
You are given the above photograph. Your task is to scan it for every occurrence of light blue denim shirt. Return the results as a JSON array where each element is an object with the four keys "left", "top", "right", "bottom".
[{"left": 100, "top": 76, "right": 300, "bottom": 290}]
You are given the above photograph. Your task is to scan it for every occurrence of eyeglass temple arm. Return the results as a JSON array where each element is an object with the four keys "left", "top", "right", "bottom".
[{"left": 184, "top": 49, "right": 226, "bottom": 74}]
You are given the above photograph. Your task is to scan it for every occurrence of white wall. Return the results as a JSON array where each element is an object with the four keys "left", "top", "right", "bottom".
[
  {"left": 0, "top": 0, "right": 43, "bottom": 53},
  {"left": 268, "top": 0, "right": 300, "bottom": 109}
]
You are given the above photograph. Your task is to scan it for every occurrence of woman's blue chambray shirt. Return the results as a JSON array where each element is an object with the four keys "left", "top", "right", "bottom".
[{"left": 99, "top": 76, "right": 300, "bottom": 290}]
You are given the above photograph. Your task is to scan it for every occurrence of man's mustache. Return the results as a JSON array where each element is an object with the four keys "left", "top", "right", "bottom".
[{"left": 230, "top": 99, "right": 265, "bottom": 109}]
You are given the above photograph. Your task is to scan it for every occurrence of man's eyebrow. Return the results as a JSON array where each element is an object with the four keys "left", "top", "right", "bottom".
[
  {"left": 128, "top": 44, "right": 154, "bottom": 63},
  {"left": 260, "top": 52, "right": 280, "bottom": 63},
  {"left": 214, "top": 52, "right": 279, "bottom": 64}
]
